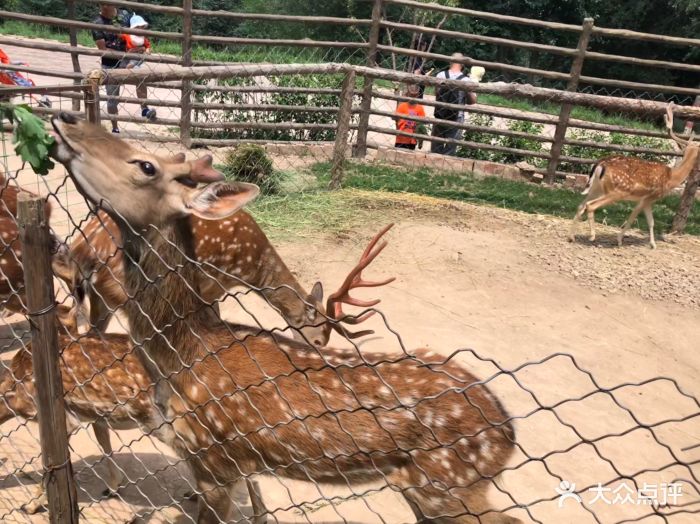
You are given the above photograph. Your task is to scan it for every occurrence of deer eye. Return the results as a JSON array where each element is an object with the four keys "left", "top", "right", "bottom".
[
  {"left": 139, "top": 162, "right": 156, "bottom": 176},
  {"left": 130, "top": 160, "right": 157, "bottom": 176}
]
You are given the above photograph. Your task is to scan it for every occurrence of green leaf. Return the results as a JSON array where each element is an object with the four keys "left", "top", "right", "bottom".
[{"left": 2, "top": 104, "right": 56, "bottom": 176}]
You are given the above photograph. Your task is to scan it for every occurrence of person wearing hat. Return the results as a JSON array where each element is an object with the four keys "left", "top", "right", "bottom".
[
  {"left": 92, "top": 3, "right": 128, "bottom": 133},
  {"left": 431, "top": 53, "right": 477, "bottom": 156},
  {"left": 119, "top": 14, "right": 157, "bottom": 121},
  {"left": 395, "top": 84, "right": 426, "bottom": 150}
]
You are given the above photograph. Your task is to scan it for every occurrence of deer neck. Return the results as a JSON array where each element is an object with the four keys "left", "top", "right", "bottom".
[
  {"left": 257, "top": 246, "right": 309, "bottom": 324},
  {"left": 118, "top": 216, "right": 217, "bottom": 376},
  {"left": 669, "top": 147, "right": 700, "bottom": 189}
]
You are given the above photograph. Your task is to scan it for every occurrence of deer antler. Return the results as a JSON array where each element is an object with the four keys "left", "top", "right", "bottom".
[
  {"left": 325, "top": 224, "right": 396, "bottom": 340},
  {"left": 666, "top": 102, "right": 696, "bottom": 149}
]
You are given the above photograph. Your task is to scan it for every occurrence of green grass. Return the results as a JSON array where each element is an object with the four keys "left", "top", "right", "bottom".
[
  {"left": 0, "top": 20, "right": 319, "bottom": 64},
  {"left": 310, "top": 161, "right": 700, "bottom": 236}
]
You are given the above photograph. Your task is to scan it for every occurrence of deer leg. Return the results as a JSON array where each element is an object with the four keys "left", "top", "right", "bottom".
[
  {"left": 643, "top": 204, "right": 657, "bottom": 249},
  {"left": 246, "top": 478, "right": 267, "bottom": 524},
  {"left": 581, "top": 194, "right": 622, "bottom": 243},
  {"left": 93, "top": 420, "right": 124, "bottom": 496},
  {"left": 569, "top": 200, "right": 589, "bottom": 242},
  {"left": 617, "top": 201, "right": 645, "bottom": 247},
  {"left": 196, "top": 481, "right": 235, "bottom": 524},
  {"left": 88, "top": 289, "right": 112, "bottom": 333}
]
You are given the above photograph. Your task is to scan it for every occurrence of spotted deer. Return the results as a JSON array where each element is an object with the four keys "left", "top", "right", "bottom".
[
  {"left": 0, "top": 322, "right": 266, "bottom": 517},
  {"left": 570, "top": 103, "right": 699, "bottom": 248},
  {"left": 0, "top": 172, "right": 58, "bottom": 315},
  {"left": 51, "top": 112, "right": 520, "bottom": 524},
  {"left": 0, "top": 326, "right": 152, "bottom": 513},
  {"left": 52, "top": 207, "right": 370, "bottom": 347}
]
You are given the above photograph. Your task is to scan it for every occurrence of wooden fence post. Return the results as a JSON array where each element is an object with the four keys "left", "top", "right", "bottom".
[
  {"left": 330, "top": 70, "right": 357, "bottom": 189},
  {"left": 353, "top": 0, "right": 383, "bottom": 158},
  {"left": 545, "top": 17, "right": 594, "bottom": 184},
  {"left": 180, "top": 0, "right": 194, "bottom": 148},
  {"left": 18, "top": 195, "right": 79, "bottom": 524},
  {"left": 671, "top": 159, "right": 700, "bottom": 233},
  {"left": 84, "top": 71, "right": 101, "bottom": 124},
  {"left": 66, "top": 0, "right": 82, "bottom": 112}
]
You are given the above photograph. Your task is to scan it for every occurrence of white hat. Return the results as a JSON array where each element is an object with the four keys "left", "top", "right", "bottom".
[{"left": 130, "top": 14, "right": 148, "bottom": 29}]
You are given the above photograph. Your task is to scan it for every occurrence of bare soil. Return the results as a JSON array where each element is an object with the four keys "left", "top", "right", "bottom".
[{"left": 0, "top": 194, "right": 697, "bottom": 523}]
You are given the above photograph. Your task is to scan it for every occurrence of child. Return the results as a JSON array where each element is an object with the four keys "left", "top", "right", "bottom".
[
  {"left": 469, "top": 66, "right": 486, "bottom": 83},
  {"left": 395, "top": 84, "right": 426, "bottom": 151},
  {"left": 120, "top": 14, "right": 156, "bottom": 121}
]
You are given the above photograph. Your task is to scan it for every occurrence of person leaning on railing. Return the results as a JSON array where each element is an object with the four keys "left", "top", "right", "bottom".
[{"left": 430, "top": 53, "right": 478, "bottom": 156}]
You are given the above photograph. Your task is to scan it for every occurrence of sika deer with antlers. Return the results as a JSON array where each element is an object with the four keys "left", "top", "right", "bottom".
[
  {"left": 51, "top": 112, "right": 519, "bottom": 524},
  {"left": 570, "top": 103, "right": 699, "bottom": 248},
  {"left": 52, "top": 208, "right": 387, "bottom": 347}
]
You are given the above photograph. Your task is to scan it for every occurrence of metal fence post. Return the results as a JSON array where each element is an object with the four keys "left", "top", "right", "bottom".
[
  {"left": 330, "top": 69, "right": 357, "bottom": 189},
  {"left": 545, "top": 18, "right": 594, "bottom": 184},
  {"left": 18, "top": 195, "right": 79, "bottom": 524},
  {"left": 353, "top": 0, "right": 383, "bottom": 158},
  {"left": 181, "top": 0, "right": 194, "bottom": 148}
]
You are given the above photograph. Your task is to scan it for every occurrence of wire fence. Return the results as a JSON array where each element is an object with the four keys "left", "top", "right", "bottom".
[
  {"left": 0, "top": 67, "right": 697, "bottom": 523},
  {"left": 0, "top": 2, "right": 698, "bottom": 522}
]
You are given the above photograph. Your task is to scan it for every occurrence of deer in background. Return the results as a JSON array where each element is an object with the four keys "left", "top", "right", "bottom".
[
  {"left": 0, "top": 172, "right": 59, "bottom": 315},
  {"left": 51, "top": 112, "right": 520, "bottom": 524},
  {"left": 570, "top": 103, "right": 699, "bottom": 248},
  {"left": 0, "top": 318, "right": 275, "bottom": 517},
  {"left": 52, "top": 207, "right": 383, "bottom": 347}
]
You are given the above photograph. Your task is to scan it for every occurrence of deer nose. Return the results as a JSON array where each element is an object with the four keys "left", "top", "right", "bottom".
[{"left": 58, "top": 112, "right": 77, "bottom": 124}]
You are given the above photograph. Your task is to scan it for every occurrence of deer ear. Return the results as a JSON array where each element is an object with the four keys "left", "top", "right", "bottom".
[
  {"left": 187, "top": 182, "right": 259, "bottom": 220},
  {"left": 311, "top": 281, "right": 324, "bottom": 302}
]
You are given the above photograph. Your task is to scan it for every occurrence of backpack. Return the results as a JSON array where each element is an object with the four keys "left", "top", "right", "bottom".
[{"left": 434, "top": 71, "right": 466, "bottom": 121}]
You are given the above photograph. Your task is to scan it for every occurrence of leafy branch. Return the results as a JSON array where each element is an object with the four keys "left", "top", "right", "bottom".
[{"left": 1, "top": 103, "right": 55, "bottom": 176}]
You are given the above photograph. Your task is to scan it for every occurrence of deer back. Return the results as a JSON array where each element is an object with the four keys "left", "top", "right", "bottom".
[
  {"left": 598, "top": 156, "right": 672, "bottom": 199},
  {"left": 57, "top": 210, "right": 323, "bottom": 333}
]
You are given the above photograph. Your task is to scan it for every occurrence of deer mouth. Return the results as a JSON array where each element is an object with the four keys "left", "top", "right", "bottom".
[{"left": 50, "top": 116, "right": 79, "bottom": 162}]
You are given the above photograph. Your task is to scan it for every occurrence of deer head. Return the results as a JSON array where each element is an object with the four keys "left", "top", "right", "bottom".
[{"left": 51, "top": 112, "right": 259, "bottom": 228}]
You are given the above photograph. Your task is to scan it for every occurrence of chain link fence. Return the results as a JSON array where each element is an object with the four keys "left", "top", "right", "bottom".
[{"left": 0, "top": 1, "right": 698, "bottom": 522}]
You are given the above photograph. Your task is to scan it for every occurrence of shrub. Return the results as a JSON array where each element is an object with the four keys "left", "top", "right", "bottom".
[
  {"left": 192, "top": 74, "right": 359, "bottom": 142},
  {"left": 494, "top": 120, "right": 547, "bottom": 168},
  {"left": 222, "top": 145, "right": 281, "bottom": 195},
  {"left": 560, "top": 129, "right": 674, "bottom": 173},
  {"left": 457, "top": 113, "right": 496, "bottom": 161}
]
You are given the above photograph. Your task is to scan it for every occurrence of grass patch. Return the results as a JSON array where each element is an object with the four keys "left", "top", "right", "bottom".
[
  {"left": 0, "top": 20, "right": 319, "bottom": 64},
  {"left": 310, "top": 161, "right": 700, "bottom": 236}
]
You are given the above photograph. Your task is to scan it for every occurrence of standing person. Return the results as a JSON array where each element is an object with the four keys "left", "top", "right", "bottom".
[
  {"left": 120, "top": 14, "right": 157, "bottom": 121},
  {"left": 92, "top": 3, "right": 127, "bottom": 133},
  {"left": 430, "top": 53, "right": 477, "bottom": 156},
  {"left": 395, "top": 84, "right": 426, "bottom": 151}
]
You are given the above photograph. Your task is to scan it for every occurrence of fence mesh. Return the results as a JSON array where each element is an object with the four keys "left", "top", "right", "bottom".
[
  {"left": 0, "top": 1, "right": 699, "bottom": 521},
  {"left": 0, "top": 74, "right": 697, "bottom": 523}
]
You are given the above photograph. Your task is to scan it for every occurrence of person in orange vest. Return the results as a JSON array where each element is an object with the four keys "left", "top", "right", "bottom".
[
  {"left": 395, "top": 84, "right": 426, "bottom": 151},
  {"left": 120, "top": 14, "right": 156, "bottom": 121}
]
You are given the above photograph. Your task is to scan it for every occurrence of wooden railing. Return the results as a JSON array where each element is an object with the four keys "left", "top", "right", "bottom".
[{"left": 0, "top": 0, "right": 698, "bottom": 181}]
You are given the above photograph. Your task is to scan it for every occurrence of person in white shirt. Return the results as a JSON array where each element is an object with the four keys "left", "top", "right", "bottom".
[{"left": 431, "top": 53, "right": 478, "bottom": 156}]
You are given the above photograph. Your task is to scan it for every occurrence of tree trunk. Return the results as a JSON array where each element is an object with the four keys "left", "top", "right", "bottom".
[{"left": 671, "top": 163, "right": 700, "bottom": 234}]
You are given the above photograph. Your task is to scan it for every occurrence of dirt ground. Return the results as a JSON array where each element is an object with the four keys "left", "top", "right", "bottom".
[
  {"left": 0, "top": 35, "right": 698, "bottom": 524},
  {"left": 0, "top": 191, "right": 697, "bottom": 523}
]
